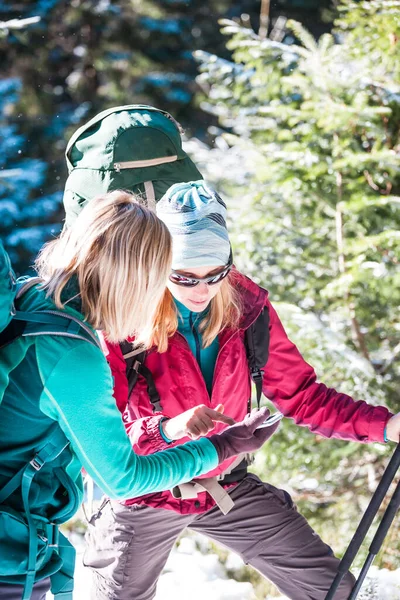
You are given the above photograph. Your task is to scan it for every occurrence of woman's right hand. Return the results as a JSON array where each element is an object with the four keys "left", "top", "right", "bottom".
[
  {"left": 208, "top": 407, "right": 280, "bottom": 463},
  {"left": 162, "top": 404, "right": 235, "bottom": 441}
]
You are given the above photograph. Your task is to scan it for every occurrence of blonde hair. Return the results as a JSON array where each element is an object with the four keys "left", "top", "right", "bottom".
[
  {"left": 152, "top": 271, "right": 242, "bottom": 349},
  {"left": 36, "top": 191, "right": 172, "bottom": 348}
]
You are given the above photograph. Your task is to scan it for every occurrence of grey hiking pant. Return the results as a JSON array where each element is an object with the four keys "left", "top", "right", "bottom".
[
  {"left": 83, "top": 474, "right": 355, "bottom": 600},
  {"left": 0, "top": 578, "right": 50, "bottom": 600}
]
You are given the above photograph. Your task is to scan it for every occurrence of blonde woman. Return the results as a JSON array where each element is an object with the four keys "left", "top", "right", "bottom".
[
  {"left": 87, "top": 182, "right": 400, "bottom": 600},
  {"left": 0, "top": 191, "right": 275, "bottom": 600}
]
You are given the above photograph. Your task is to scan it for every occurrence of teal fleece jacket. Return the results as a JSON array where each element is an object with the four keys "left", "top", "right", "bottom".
[{"left": 0, "top": 283, "right": 218, "bottom": 521}]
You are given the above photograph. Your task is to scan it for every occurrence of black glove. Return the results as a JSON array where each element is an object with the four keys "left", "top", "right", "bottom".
[{"left": 208, "top": 407, "right": 280, "bottom": 464}]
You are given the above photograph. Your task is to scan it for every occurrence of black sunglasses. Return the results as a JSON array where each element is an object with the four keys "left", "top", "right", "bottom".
[{"left": 169, "top": 251, "right": 233, "bottom": 288}]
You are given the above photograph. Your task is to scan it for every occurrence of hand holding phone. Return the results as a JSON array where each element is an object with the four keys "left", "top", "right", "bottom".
[
  {"left": 256, "top": 411, "right": 283, "bottom": 428},
  {"left": 209, "top": 407, "right": 281, "bottom": 463}
]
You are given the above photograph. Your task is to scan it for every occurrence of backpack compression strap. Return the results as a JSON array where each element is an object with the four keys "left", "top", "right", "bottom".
[
  {"left": 244, "top": 306, "right": 270, "bottom": 409},
  {"left": 0, "top": 426, "right": 70, "bottom": 600},
  {"left": 120, "top": 341, "right": 162, "bottom": 412},
  {"left": 0, "top": 426, "right": 69, "bottom": 505}
]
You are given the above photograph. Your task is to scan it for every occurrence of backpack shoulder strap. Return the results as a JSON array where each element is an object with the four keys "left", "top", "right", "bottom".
[
  {"left": 0, "top": 277, "right": 41, "bottom": 349},
  {"left": 15, "top": 277, "right": 43, "bottom": 299},
  {"left": 119, "top": 341, "right": 145, "bottom": 396},
  {"left": 0, "top": 276, "right": 101, "bottom": 350},
  {"left": 245, "top": 306, "right": 270, "bottom": 409},
  {"left": 120, "top": 341, "right": 162, "bottom": 413},
  {"left": 0, "top": 309, "right": 101, "bottom": 350},
  {"left": 17, "top": 309, "right": 101, "bottom": 348}
]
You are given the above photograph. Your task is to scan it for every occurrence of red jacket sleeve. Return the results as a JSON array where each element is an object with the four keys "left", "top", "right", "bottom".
[
  {"left": 104, "top": 339, "right": 172, "bottom": 454},
  {"left": 263, "top": 299, "right": 392, "bottom": 443}
]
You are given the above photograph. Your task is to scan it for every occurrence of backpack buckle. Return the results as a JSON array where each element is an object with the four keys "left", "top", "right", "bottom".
[
  {"left": 48, "top": 522, "right": 59, "bottom": 547},
  {"left": 30, "top": 456, "right": 45, "bottom": 471},
  {"left": 133, "top": 359, "right": 142, "bottom": 373},
  {"left": 250, "top": 367, "right": 264, "bottom": 383}
]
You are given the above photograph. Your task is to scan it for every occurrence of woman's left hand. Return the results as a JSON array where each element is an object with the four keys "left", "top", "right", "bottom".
[{"left": 386, "top": 412, "right": 400, "bottom": 443}]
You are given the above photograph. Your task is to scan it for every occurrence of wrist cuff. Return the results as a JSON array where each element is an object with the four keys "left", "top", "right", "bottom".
[
  {"left": 208, "top": 433, "right": 228, "bottom": 463},
  {"left": 159, "top": 417, "right": 173, "bottom": 444},
  {"left": 383, "top": 425, "right": 388, "bottom": 443}
]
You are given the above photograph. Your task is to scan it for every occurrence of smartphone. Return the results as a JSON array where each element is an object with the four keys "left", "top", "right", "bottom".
[{"left": 256, "top": 411, "right": 283, "bottom": 428}]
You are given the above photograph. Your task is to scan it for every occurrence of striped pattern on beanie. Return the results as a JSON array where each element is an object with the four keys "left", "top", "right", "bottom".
[{"left": 156, "top": 181, "right": 231, "bottom": 269}]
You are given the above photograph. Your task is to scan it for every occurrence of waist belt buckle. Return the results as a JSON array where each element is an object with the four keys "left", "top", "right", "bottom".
[{"left": 48, "top": 522, "right": 59, "bottom": 548}]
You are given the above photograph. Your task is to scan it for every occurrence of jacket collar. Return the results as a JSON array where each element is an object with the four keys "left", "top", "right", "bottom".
[
  {"left": 230, "top": 268, "right": 268, "bottom": 330},
  {"left": 174, "top": 298, "right": 208, "bottom": 330}
]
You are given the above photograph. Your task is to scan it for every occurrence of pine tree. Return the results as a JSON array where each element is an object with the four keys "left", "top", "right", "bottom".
[
  {"left": 0, "top": 13, "right": 63, "bottom": 273},
  {"left": 194, "top": 1, "right": 400, "bottom": 567}
]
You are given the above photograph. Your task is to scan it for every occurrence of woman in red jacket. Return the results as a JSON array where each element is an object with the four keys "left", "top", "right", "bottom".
[{"left": 84, "top": 181, "right": 400, "bottom": 600}]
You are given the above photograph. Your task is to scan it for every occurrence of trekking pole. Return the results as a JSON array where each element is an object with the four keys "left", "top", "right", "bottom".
[
  {"left": 324, "top": 443, "right": 400, "bottom": 600},
  {"left": 348, "top": 476, "right": 400, "bottom": 599}
]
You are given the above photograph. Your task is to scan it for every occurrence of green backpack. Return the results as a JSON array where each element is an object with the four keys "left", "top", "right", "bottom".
[
  {"left": 0, "top": 241, "right": 101, "bottom": 600},
  {"left": 0, "top": 239, "right": 16, "bottom": 332},
  {"left": 63, "top": 104, "right": 202, "bottom": 227}
]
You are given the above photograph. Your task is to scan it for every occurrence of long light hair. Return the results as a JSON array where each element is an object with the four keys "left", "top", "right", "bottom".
[
  {"left": 152, "top": 271, "right": 242, "bottom": 349},
  {"left": 36, "top": 190, "right": 172, "bottom": 348}
]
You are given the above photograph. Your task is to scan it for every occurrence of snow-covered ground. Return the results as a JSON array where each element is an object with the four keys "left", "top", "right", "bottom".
[{"left": 48, "top": 532, "right": 400, "bottom": 600}]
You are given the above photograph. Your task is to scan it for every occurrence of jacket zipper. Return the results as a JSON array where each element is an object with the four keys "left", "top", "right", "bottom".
[
  {"left": 175, "top": 322, "right": 245, "bottom": 404},
  {"left": 174, "top": 330, "right": 210, "bottom": 403}
]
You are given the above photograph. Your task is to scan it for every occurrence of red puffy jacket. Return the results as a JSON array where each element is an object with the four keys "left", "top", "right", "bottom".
[{"left": 104, "top": 270, "right": 391, "bottom": 514}]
